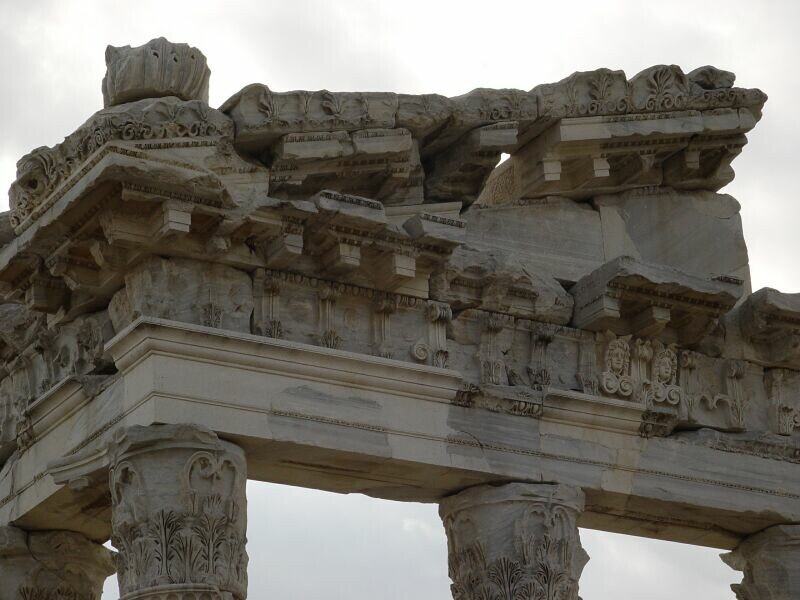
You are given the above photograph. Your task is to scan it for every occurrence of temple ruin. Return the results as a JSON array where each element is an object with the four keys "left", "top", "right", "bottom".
[{"left": 0, "top": 37, "right": 797, "bottom": 599}]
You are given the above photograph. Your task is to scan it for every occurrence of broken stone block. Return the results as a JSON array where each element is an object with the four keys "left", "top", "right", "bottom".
[
  {"left": 108, "top": 256, "right": 253, "bottom": 333},
  {"left": 738, "top": 288, "right": 800, "bottom": 369},
  {"left": 595, "top": 188, "right": 751, "bottom": 288},
  {"left": 102, "top": 37, "right": 210, "bottom": 107},
  {"left": 569, "top": 256, "right": 741, "bottom": 343}
]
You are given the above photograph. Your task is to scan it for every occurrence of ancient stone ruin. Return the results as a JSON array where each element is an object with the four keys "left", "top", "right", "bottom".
[{"left": 0, "top": 37, "right": 797, "bottom": 599}]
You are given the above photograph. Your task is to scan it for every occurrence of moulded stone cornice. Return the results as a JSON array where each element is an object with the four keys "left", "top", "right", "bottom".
[
  {"left": 105, "top": 316, "right": 465, "bottom": 403},
  {"left": 569, "top": 256, "right": 741, "bottom": 343},
  {"left": 8, "top": 97, "right": 234, "bottom": 234},
  {"left": 738, "top": 287, "right": 800, "bottom": 369},
  {"left": 2, "top": 315, "right": 799, "bottom": 548}
]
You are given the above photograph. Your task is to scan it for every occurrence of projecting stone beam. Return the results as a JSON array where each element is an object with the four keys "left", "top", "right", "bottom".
[
  {"left": 738, "top": 288, "right": 800, "bottom": 369},
  {"left": 570, "top": 256, "right": 741, "bottom": 344},
  {"left": 367, "top": 250, "right": 417, "bottom": 290}
]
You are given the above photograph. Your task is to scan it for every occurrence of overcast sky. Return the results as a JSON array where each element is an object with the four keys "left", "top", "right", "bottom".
[{"left": 2, "top": 1, "right": 798, "bottom": 598}]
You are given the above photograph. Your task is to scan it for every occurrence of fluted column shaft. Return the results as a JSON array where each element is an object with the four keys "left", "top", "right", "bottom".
[
  {"left": 108, "top": 424, "right": 248, "bottom": 600},
  {"left": 723, "top": 524, "right": 800, "bottom": 600},
  {"left": 0, "top": 525, "right": 115, "bottom": 600},
  {"left": 439, "top": 482, "right": 589, "bottom": 600}
]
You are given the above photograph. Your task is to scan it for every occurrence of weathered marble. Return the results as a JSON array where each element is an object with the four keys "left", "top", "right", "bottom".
[
  {"left": 108, "top": 424, "right": 248, "bottom": 600},
  {"left": 569, "top": 255, "right": 741, "bottom": 342},
  {"left": 0, "top": 37, "right": 797, "bottom": 599},
  {"left": 723, "top": 524, "right": 800, "bottom": 600},
  {"left": 595, "top": 189, "right": 751, "bottom": 287},
  {"left": 0, "top": 525, "right": 114, "bottom": 599},
  {"left": 103, "top": 38, "right": 211, "bottom": 107},
  {"left": 440, "top": 483, "right": 588, "bottom": 600}
]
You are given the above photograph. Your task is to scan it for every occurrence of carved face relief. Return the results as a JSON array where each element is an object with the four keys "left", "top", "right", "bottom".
[
  {"left": 605, "top": 338, "right": 630, "bottom": 376},
  {"left": 655, "top": 351, "right": 676, "bottom": 384}
]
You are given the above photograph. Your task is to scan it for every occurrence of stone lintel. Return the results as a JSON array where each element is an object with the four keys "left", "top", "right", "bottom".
[{"left": 3, "top": 317, "right": 795, "bottom": 551}]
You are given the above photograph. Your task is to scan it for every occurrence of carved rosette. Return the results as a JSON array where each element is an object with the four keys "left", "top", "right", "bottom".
[
  {"left": 0, "top": 525, "right": 115, "bottom": 600},
  {"left": 722, "top": 524, "right": 800, "bottom": 600},
  {"left": 107, "top": 424, "right": 248, "bottom": 600},
  {"left": 439, "top": 482, "right": 588, "bottom": 600}
]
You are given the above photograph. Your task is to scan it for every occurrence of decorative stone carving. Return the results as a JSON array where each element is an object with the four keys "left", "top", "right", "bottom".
[
  {"left": 103, "top": 37, "right": 211, "bottom": 107},
  {"left": 439, "top": 483, "right": 588, "bottom": 600},
  {"left": 0, "top": 525, "right": 115, "bottom": 600},
  {"left": 702, "top": 359, "right": 749, "bottom": 431},
  {"left": 8, "top": 96, "right": 232, "bottom": 233},
  {"left": 639, "top": 408, "right": 680, "bottom": 438},
  {"left": 526, "top": 323, "right": 558, "bottom": 389},
  {"left": 739, "top": 288, "right": 800, "bottom": 369},
  {"left": 252, "top": 268, "right": 283, "bottom": 338},
  {"left": 599, "top": 332, "right": 635, "bottom": 399},
  {"left": 107, "top": 424, "right": 248, "bottom": 600},
  {"left": 316, "top": 284, "right": 342, "bottom": 349},
  {"left": 570, "top": 256, "right": 741, "bottom": 344},
  {"left": 479, "top": 313, "right": 514, "bottom": 385},
  {"left": 646, "top": 340, "right": 683, "bottom": 408},
  {"left": 8, "top": 38, "right": 800, "bottom": 585},
  {"left": 372, "top": 294, "right": 397, "bottom": 358},
  {"left": 454, "top": 383, "right": 544, "bottom": 419},
  {"left": 684, "top": 428, "right": 800, "bottom": 464},
  {"left": 109, "top": 256, "right": 254, "bottom": 334},
  {"left": 596, "top": 332, "right": 685, "bottom": 417},
  {"left": 766, "top": 370, "right": 800, "bottom": 436},
  {"left": 222, "top": 62, "right": 764, "bottom": 206},
  {"left": 410, "top": 300, "right": 453, "bottom": 367},
  {"left": 511, "top": 64, "right": 766, "bottom": 200},
  {"left": 722, "top": 524, "right": 800, "bottom": 600},
  {"left": 430, "top": 245, "right": 573, "bottom": 324}
]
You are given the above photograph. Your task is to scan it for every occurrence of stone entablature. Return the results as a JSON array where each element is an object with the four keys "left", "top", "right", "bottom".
[{"left": 0, "top": 37, "right": 797, "bottom": 599}]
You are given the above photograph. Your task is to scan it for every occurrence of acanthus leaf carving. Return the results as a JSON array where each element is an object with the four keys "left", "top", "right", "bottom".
[
  {"left": 10, "top": 97, "right": 232, "bottom": 233},
  {"left": 108, "top": 425, "right": 248, "bottom": 599},
  {"left": 441, "top": 484, "right": 587, "bottom": 600}
]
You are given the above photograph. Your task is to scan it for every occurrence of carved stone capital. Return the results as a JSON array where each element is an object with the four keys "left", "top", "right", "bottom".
[
  {"left": 722, "top": 524, "right": 800, "bottom": 600},
  {"left": 103, "top": 37, "right": 210, "bottom": 107},
  {"left": 439, "top": 482, "right": 588, "bottom": 600},
  {"left": 0, "top": 525, "right": 115, "bottom": 600},
  {"left": 107, "top": 424, "right": 248, "bottom": 600}
]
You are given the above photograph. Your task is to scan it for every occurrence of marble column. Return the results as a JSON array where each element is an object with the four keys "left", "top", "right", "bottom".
[
  {"left": 439, "top": 482, "right": 589, "bottom": 600},
  {"left": 722, "top": 524, "right": 800, "bottom": 600},
  {"left": 0, "top": 524, "right": 115, "bottom": 600},
  {"left": 107, "top": 424, "right": 248, "bottom": 600}
]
